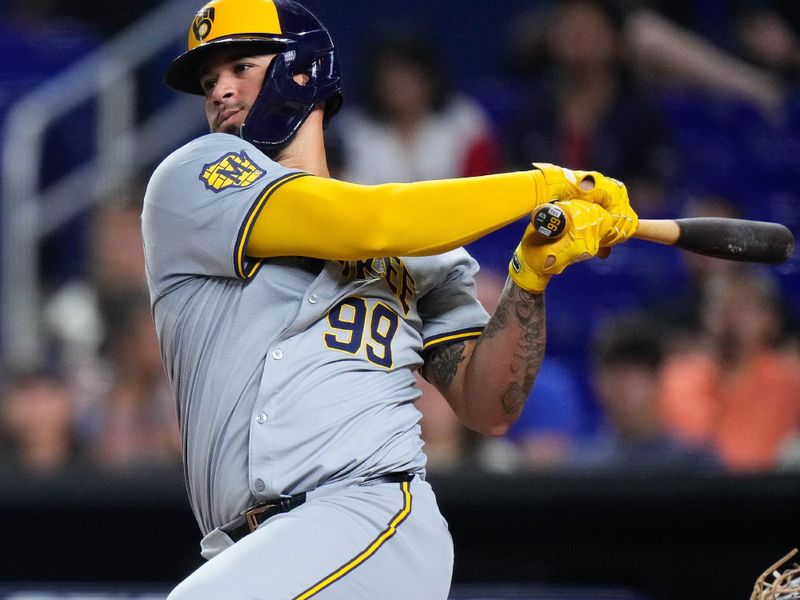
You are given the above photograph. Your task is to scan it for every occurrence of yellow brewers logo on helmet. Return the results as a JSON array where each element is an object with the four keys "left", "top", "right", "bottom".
[
  {"left": 200, "top": 151, "right": 265, "bottom": 192},
  {"left": 186, "top": 0, "right": 283, "bottom": 51},
  {"left": 192, "top": 7, "right": 215, "bottom": 42},
  {"left": 166, "top": 0, "right": 289, "bottom": 94}
]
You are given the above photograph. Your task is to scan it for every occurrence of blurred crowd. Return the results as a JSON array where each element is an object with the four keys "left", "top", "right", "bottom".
[{"left": 1, "top": 0, "right": 799, "bottom": 477}]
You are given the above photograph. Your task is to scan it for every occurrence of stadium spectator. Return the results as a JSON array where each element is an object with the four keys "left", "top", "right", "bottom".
[
  {"left": 734, "top": 6, "right": 800, "bottom": 83},
  {"left": 623, "top": 5, "right": 787, "bottom": 116},
  {"left": 337, "top": 27, "right": 501, "bottom": 184},
  {"left": 503, "top": 0, "right": 793, "bottom": 187},
  {"left": 81, "top": 290, "right": 181, "bottom": 469},
  {"left": 45, "top": 191, "right": 148, "bottom": 369},
  {"left": 0, "top": 368, "right": 85, "bottom": 473},
  {"left": 658, "top": 266, "right": 800, "bottom": 471},
  {"left": 571, "top": 314, "right": 720, "bottom": 470},
  {"left": 43, "top": 192, "right": 180, "bottom": 469},
  {"left": 650, "top": 195, "right": 742, "bottom": 345},
  {"left": 505, "top": 0, "right": 675, "bottom": 216}
]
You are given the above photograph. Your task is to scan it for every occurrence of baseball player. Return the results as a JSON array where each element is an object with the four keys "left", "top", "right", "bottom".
[{"left": 141, "top": 0, "right": 638, "bottom": 598}]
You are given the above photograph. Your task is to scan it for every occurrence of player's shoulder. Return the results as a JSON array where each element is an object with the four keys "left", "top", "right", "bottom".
[
  {"left": 152, "top": 133, "right": 278, "bottom": 179},
  {"left": 145, "top": 133, "right": 297, "bottom": 206}
]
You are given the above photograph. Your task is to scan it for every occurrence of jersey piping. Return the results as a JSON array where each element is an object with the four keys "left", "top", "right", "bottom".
[
  {"left": 422, "top": 326, "right": 484, "bottom": 351},
  {"left": 292, "top": 480, "right": 413, "bottom": 599},
  {"left": 234, "top": 171, "right": 311, "bottom": 279}
]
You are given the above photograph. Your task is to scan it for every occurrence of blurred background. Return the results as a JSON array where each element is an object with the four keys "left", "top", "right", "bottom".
[{"left": 0, "top": 0, "right": 799, "bottom": 598}]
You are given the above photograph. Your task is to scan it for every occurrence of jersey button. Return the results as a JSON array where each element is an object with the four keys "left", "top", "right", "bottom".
[
  {"left": 254, "top": 479, "right": 265, "bottom": 492},
  {"left": 308, "top": 294, "right": 318, "bottom": 304},
  {"left": 271, "top": 349, "right": 284, "bottom": 360},
  {"left": 256, "top": 412, "right": 268, "bottom": 424}
]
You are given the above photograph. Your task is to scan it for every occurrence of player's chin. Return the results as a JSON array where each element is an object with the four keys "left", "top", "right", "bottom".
[{"left": 210, "top": 123, "right": 243, "bottom": 136}]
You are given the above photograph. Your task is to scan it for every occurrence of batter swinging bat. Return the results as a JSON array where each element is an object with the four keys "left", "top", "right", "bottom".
[{"left": 531, "top": 203, "right": 796, "bottom": 264}]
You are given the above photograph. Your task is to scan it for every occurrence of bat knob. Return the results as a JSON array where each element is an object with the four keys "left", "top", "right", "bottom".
[{"left": 531, "top": 203, "right": 568, "bottom": 243}]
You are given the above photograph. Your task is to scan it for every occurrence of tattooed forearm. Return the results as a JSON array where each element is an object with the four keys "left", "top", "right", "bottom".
[
  {"left": 425, "top": 341, "right": 467, "bottom": 389},
  {"left": 481, "top": 286, "right": 510, "bottom": 340},
  {"left": 483, "top": 281, "right": 546, "bottom": 415},
  {"left": 423, "top": 282, "right": 546, "bottom": 432}
]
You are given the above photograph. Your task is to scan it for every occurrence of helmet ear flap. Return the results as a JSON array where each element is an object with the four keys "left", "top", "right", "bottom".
[
  {"left": 240, "top": 52, "right": 318, "bottom": 154},
  {"left": 241, "top": 33, "right": 343, "bottom": 155}
]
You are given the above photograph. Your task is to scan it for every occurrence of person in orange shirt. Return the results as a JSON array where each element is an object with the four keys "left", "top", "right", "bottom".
[{"left": 658, "top": 265, "right": 800, "bottom": 470}]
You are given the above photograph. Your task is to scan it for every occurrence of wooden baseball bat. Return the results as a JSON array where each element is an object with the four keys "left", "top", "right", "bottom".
[{"left": 531, "top": 204, "right": 795, "bottom": 264}]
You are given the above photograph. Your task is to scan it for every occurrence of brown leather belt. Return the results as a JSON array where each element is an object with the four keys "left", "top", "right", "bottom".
[{"left": 221, "top": 472, "right": 414, "bottom": 543}]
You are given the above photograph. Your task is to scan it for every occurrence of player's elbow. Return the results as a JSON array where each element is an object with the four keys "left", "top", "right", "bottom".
[
  {"left": 477, "top": 424, "right": 511, "bottom": 438},
  {"left": 465, "top": 415, "right": 515, "bottom": 438},
  {"left": 356, "top": 203, "right": 407, "bottom": 256},
  {"left": 453, "top": 389, "right": 520, "bottom": 437},
  {"left": 356, "top": 223, "right": 395, "bottom": 256}
]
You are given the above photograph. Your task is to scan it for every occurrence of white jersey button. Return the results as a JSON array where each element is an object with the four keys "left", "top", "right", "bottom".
[
  {"left": 256, "top": 412, "right": 268, "bottom": 424},
  {"left": 271, "top": 349, "right": 284, "bottom": 360},
  {"left": 254, "top": 479, "right": 265, "bottom": 492},
  {"left": 308, "top": 294, "right": 318, "bottom": 304}
]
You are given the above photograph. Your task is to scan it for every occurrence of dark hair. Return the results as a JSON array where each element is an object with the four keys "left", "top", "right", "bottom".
[
  {"left": 98, "top": 288, "right": 153, "bottom": 357},
  {"left": 507, "top": 0, "right": 629, "bottom": 79},
  {"left": 561, "top": 0, "right": 628, "bottom": 32},
  {"left": 703, "top": 265, "right": 786, "bottom": 329},
  {"left": 592, "top": 315, "right": 665, "bottom": 371},
  {"left": 359, "top": 27, "right": 451, "bottom": 120}
]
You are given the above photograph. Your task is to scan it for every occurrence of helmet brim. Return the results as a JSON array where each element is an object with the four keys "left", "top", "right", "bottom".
[{"left": 165, "top": 37, "right": 289, "bottom": 95}]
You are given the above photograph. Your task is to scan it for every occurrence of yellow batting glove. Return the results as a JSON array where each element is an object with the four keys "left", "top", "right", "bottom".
[
  {"left": 588, "top": 174, "right": 638, "bottom": 246},
  {"left": 531, "top": 163, "right": 638, "bottom": 246},
  {"left": 509, "top": 200, "right": 612, "bottom": 294}
]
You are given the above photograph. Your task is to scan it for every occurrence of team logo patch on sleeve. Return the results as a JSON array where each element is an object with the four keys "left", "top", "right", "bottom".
[{"left": 199, "top": 151, "right": 266, "bottom": 192}]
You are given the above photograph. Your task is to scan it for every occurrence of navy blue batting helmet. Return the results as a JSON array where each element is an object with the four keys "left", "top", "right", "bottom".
[{"left": 165, "top": 0, "right": 343, "bottom": 155}]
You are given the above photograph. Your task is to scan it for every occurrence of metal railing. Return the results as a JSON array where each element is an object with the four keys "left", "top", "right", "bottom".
[{"left": 1, "top": 0, "right": 206, "bottom": 371}]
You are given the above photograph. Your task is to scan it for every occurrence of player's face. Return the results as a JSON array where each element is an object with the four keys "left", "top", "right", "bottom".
[{"left": 200, "top": 51, "right": 276, "bottom": 134}]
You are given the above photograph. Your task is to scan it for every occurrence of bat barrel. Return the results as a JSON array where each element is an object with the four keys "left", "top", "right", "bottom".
[{"left": 675, "top": 218, "right": 795, "bottom": 264}]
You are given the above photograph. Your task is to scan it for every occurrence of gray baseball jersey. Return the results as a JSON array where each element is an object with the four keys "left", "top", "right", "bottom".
[{"left": 142, "top": 133, "right": 488, "bottom": 575}]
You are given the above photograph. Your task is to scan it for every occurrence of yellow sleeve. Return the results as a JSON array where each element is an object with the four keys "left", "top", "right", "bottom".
[{"left": 245, "top": 171, "right": 544, "bottom": 261}]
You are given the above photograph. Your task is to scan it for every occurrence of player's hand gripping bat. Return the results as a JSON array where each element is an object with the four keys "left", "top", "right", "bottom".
[{"left": 531, "top": 203, "right": 796, "bottom": 264}]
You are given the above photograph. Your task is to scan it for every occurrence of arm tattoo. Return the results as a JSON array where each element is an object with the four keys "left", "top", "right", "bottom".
[
  {"left": 424, "top": 341, "right": 467, "bottom": 390},
  {"left": 482, "top": 282, "right": 546, "bottom": 415}
]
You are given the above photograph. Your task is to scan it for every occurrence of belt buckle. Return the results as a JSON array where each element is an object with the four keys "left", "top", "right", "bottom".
[{"left": 244, "top": 502, "right": 277, "bottom": 533}]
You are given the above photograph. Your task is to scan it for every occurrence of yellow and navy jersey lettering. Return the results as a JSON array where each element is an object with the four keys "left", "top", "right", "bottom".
[
  {"left": 337, "top": 257, "right": 417, "bottom": 315},
  {"left": 323, "top": 297, "right": 401, "bottom": 368}
]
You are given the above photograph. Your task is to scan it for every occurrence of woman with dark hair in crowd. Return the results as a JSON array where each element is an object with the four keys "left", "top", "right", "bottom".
[{"left": 338, "top": 27, "right": 501, "bottom": 184}]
